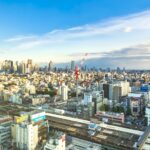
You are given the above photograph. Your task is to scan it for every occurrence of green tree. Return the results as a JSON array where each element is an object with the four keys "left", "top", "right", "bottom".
[
  {"left": 112, "top": 106, "right": 124, "bottom": 113},
  {"left": 100, "top": 104, "right": 109, "bottom": 111},
  {"left": 126, "top": 107, "right": 131, "bottom": 115}
]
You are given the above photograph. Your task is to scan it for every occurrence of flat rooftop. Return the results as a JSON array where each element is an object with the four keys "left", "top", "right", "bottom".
[{"left": 46, "top": 113, "right": 143, "bottom": 150}]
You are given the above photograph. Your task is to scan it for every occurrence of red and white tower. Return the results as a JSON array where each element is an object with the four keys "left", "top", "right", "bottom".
[{"left": 75, "top": 66, "right": 80, "bottom": 100}]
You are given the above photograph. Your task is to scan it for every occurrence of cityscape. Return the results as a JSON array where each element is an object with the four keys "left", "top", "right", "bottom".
[{"left": 0, "top": 1, "right": 150, "bottom": 150}]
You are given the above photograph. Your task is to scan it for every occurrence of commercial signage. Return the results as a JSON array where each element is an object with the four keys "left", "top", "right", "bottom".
[
  {"left": 15, "top": 115, "right": 28, "bottom": 123},
  {"left": 31, "top": 112, "right": 46, "bottom": 122}
]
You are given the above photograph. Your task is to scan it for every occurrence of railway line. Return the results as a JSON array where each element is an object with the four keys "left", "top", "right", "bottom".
[{"left": 46, "top": 113, "right": 144, "bottom": 150}]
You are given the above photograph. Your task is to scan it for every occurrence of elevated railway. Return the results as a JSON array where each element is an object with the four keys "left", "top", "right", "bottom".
[{"left": 46, "top": 112, "right": 148, "bottom": 150}]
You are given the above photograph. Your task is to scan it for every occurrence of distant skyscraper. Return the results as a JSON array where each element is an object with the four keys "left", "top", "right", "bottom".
[
  {"left": 9, "top": 60, "right": 14, "bottom": 73},
  {"left": 3, "top": 60, "right": 14, "bottom": 73},
  {"left": 27, "top": 59, "right": 33, "bottom": 73},
  {"left": 117, "top": 67, "right": 121, "bottom": 73},
  {"left": 20, "top": 62, "right": 26, "bottom": 74},
  {"left": 0, "top": 61, "right": 2, "bottom": 70},
  {"left": 48, "top": 61, "right": 53, "bottom": 71},
  {"left": 27, "top": 59, "right": 32, "bottom": 65},
  {"left": 34, "top": 64, "right": 39, "bottom": 72},
  {"left": 107, "top": 67, "right": 111, "bottom": 72},
  {"left": 123, "top": 67, "right": 126, "bottom": 72},
  {"left": 13, "top": 61, "right": 19, "bottom": 72},
  {"left": 71, "top": 60, "right": 75, "bottom": 71}
]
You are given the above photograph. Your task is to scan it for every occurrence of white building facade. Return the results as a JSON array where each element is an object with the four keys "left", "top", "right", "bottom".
[
  {"left": 145, "top": 106, "right": 150, "bottom": 126},
  {"left": 15, "top": 123, "right": 38, "bottom": 150}
]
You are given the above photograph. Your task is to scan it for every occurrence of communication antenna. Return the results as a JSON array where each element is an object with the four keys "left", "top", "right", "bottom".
[{"left": 75, "top": 66, "right": 80, "bottom": 101}]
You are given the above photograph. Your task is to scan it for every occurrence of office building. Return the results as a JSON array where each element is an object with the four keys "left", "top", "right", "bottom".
[
  {"left": 20, "top": 62, "right": 26, "bottom": 74},
  {"left": 71, "top": 60, "right": 75, "bottom": 71},
  {"left": 12, "top": 122, "right": 38, "bottom": 150},
  {"left": 26, "top": 59, "right": 33, "bottom": 73},
  {"left": 83, "top": 92, "right": 92, "bottom": 105},
  {"left": 92, "top": 91, "right": 104, "bottom": 114},
  {"left": 145, "top": 105, "right": 150, "bottom": 126},
  {"left": 0, "top": 126, "right": 11, "bottom": 144},
  {"left": 48, "top": 61, "right": 53, "bottom": 72},
  {"left": 103, "top": 84, "right": 109, "bottom": 99},
  {"left": 61, "top": 85, "right": 68, "bottom": 100},
  {"left": 0, "top": 116, "right": 13, "bottom": 149},
  {"left": 112, "top": 86, "right": 122, "bottom": 102}
]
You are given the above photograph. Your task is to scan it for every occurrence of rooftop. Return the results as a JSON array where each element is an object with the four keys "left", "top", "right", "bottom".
[{"left": 128, "top": 93, "right": 142, "bottom": 98}]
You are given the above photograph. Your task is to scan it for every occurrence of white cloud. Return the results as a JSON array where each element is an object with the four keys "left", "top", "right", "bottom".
[
  {"left": 2, "top": 10, "right": 150, "bottom": 64},
  {"left": 70, "top": 41, "right": 150, "bottom": 69},
  {"left": 124, "top": 27, "right": 132, "bottom": 33},
  {"left": 5, "top": 10, "right": 150, "bottom": 46},
  {"left": 5, "top": 35, "right": 38, "bottom": 42}
]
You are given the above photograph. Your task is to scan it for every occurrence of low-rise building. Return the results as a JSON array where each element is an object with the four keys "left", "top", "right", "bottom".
[
  {"left": 44, "top": 132, "right": 66, "bottom": 150},
  {"left": 95, "top": 111, "right": 125, "bottom": 123}
]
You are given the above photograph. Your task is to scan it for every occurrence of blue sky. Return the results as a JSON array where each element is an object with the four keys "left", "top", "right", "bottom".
[
  {"left": 0, "top": 0, "right": 150, "bottom": 37},
  {"left": 0, "top": 0, "right": 150, "bottom": 68}
]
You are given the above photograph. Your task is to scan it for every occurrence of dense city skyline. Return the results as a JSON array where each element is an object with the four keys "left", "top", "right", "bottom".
[{"left": 1, "top": 1, "right": 150, "bottom": 149}]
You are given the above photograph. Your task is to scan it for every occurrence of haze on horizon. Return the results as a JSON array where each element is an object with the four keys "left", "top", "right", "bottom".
[{"left": 0, "top": 0, "right": 150, "bottom": 69}]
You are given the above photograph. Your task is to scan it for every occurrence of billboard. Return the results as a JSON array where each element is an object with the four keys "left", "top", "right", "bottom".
[
  {"left": 31, "top": 112, "right": 46, "bottom": 122},
  {"left": 15, "top": 115, "right": 28, "bottom": 123},
  {"left": 140, "top": 86, "right": 148, "bottom": 92}
]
